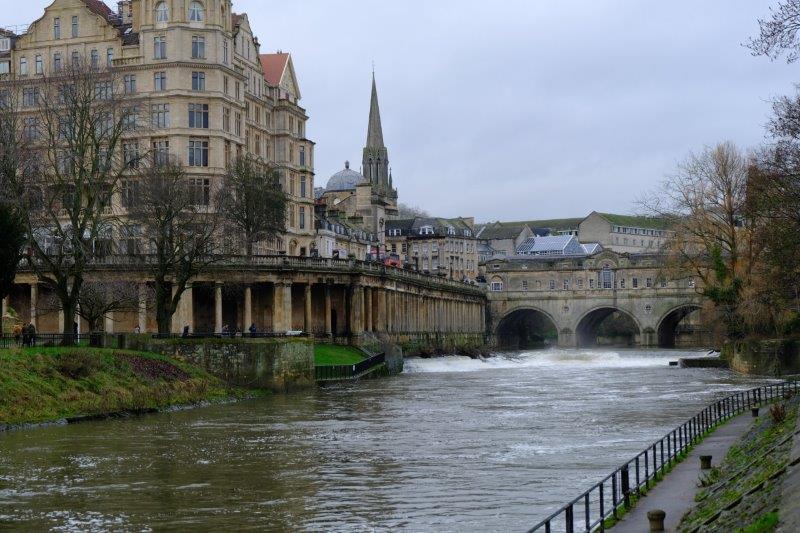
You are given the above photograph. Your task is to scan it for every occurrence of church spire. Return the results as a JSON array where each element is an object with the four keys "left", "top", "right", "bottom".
[{"left": 366, "top": 73, "right": 385, "bottom": 149}]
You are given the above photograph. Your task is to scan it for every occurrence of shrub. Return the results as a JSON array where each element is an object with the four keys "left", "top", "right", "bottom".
[
  {"left": 56, "top": 351, "right": 103, "bottom": 380},
  {"left": 770, "top": 403, "right": 787, "bottom": 424}
]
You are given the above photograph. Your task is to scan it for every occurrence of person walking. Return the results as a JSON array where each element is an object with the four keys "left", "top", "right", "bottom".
[
  {"left": 26, "top": 323, "right": 36, "bottom": 347},
  {"left": 248, "top": 323, "right": 257, "bottom": 337}
]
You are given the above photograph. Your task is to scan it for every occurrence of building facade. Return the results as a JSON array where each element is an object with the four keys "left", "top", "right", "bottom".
[{"left": 1, "top": 0, "right": 314, "bottom": 255}]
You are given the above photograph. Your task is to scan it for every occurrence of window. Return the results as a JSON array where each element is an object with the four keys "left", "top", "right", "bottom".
[
  {"left": 152, "top": 139, "right": 169, "bottom": 166},
  {"left": 72, "top": 16, "right": 78, "bottom": 38},
  {"left": 188, "top": 138, "right": 209, "bottom": 167},
  {"left": 632, "top": 277, "right": 639, "bottom": 289},
  {"left": 187, "top": 178, "right": 210, "bottom": 205},
  {"left": 490, "top": 281, "right": 503, "bottom": 292},
  {"left": 646, "top": 278, "right": 653, "bottom": 288},
  {"left": 122, "top": 106, "right": 139, "bottom": 130},
  {"left": 660, "top": 278, "right": 667, "bottom": 288},
  {"left": 420, "top": 226, "right": 434, "bottom": 235},
  {"left": 223, "top": 76, "right": 229, "bottom": 95},
  {"left": 620, "top": 278, "right": 626, "bottom": 289},
  {"left": 19, "top": 57, "right": 28, "bottom": 76},
  {"left": 388, "top": 229, "right": 401, "bottom": 237},
  {"left": 154, "top": 71, "right": 166, "bottom": 91},
  {"left": 71, "top": 50, "right": 79, "bottom": 66},
  {"left": 192, "top": 36, "right": 205, "bottom": 59},
  {"left": 299, "top": 207, "right": 306, "bottom": 229},
  {"left": 189, "top": 1, "right": 205, "bottom": 21},
  {"left": 224, "top": 140, "right": 231, "bottom": 167},
  {"left": 23, "top": 117, "right": 38, "bottom": 140},
  {"left": 522, "top": 280, "right": 528, "bottom": 291},
  {"left": 589, "top": 278, "right": 595, "bottom": 289},
  {"left": 0, "top": 37, "right": 9, "bottom": 52},
  {"left": 53, "top": 53, "right": 62, "bottom": 71},
  {"left": 155, "top": 1, "right": 169, "bottom": 22},
  {"left": 107, "top": 48, "right": 114, "bottom": 67},
  {"left": 549, "top": 279, "right": 556, "bottom": 290},
  {"left": 22, "top": 87, "right": 39, "bottom": 107},
  {"left": 234, "top": 112, "right": 241, "bottom": 136},
  {"left": 300, "top": 176, "right": 307, "bottom": 198},
  {"left": 94, "top": 81, "right": 112, "bottom": 100},
  {"left": 223, "top": 40, "right": 229, "bottom": 64},
  {"left": 299, "top": 146, "right": 306, "bottom": 166},
  {"left": 123, "top": 142, "right": 140, "bottom": 169},
  {"left": 35, "top": 55, "right": 43, "bottom": 74},
  {"left": 54, "top": 17, "right": 61, "bottom": 39},
  {"left": 688, "top": 279, "right": 696, "bottom": 288},
  {"left": 577, "top": 279, "right": 584, "bottom": 289},
  {"left": 151, "top": 103, "right": 170, "bottom": 128},
  {"left": 192, "top": 71, "right": 205, "bottom": 91},
  {"left": 188, "top": 103, "right": 209, "bottom": 128},
  {"left": 223, "top": 107, "right": 230, "bottom": 132},
  {"left": 121, "top": 180, "right": 139, "bottom": 208},
  {"left": 90, "top": 49, "right": 98, "bottom": 68},
  {"left": 123, "top": 74, "right": 136, "bottom": 94},
  {"left": 235, "top": 82, "right": 240, "bottom": 100},
  {"left": 0, "top": 62, "right": 8, "bottom": 75},
  {"left": 601, "top": 266, "right": 614, "bottom": 289},
  {"left": 563, "top": 279, "right": 570, "bottom": 290},
  {"left": 154, "top": 36, "right": 166, "bottom": 59}
]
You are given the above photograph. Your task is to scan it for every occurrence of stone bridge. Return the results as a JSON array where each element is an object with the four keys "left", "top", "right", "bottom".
[
  {"left": 484, "top": 250, "right": 710, "bottom": 348},
  {"left": 5, "top": 255, "right": 486, "bottom": 349}
]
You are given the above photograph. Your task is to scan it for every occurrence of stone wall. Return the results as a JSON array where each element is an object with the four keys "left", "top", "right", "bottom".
[
  {"left": 722, "top": 339, "right": 800, "bottom": 377},
  {"left": 123, "top": 336, "right": 315, "bottom": 392}
]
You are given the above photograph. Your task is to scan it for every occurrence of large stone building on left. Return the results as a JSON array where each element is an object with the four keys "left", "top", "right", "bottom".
[{"left": 0, "top": 0, "right": 316, "bottom": 255}]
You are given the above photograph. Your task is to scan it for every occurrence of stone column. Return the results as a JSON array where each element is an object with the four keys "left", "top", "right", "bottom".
[
  {"left": 214, "top": 282, "right": 223, "bottom": 333},
  {"left": 365, "top": 287, "right": 373, "bottom": 333},
  {"left": 375, "top": 288, "right": 386, "bottom": 333},
  {"left": 272, "top": 281, "right": 292, "bottom": 333},
  {"left": 104, "top": 311, "right": 115, "bottom": 334},
  {"left": 171, "top": 282, "right": 194, "bottom": 334},
  {"left": 30, "top": 283, "right": 38, "bottom": 329},
  {"left": 244, "top": 285, "right": 252, "bottom": 332},
  {"left": 349, "top": 283, "right": 364, "bottom": 340},
  {"left": 324, "top": 284, "right": 333, "bottom": 336},
  {"left": 1, "top": 295, "right": 8, "bottom": 323},
  {"left": 304, "top": 283, "right": 313, "bottom": 334},
  {"left": 138, "top": 283, "right": 148, "bottom": 333}
]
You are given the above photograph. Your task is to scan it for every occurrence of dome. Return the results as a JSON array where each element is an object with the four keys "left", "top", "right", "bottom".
[{"left": 326, "top": 161, "right": 366, "bottom": 192}]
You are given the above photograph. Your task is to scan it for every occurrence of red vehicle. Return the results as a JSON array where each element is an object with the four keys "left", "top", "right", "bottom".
[{"left": 383, "top": 254, "right": 402, "bottom": 268}]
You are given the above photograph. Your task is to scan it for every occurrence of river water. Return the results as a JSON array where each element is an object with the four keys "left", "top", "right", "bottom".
[{"left": 0, "top": 348, "right": 769, "bottom": 532}]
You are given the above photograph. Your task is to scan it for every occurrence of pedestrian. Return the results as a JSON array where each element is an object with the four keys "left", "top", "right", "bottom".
[
  {"left": 19, "top": 323, "right": 27, "bottom": 347},
  {"left": 182, "top": 325, "right": 190, "bottom": 338},
  {"left": 221, "top": 324, "right": 229, "bottom": 336},
  {"left": 26, "top": 323, "right": 36, "bottom": 347},
  {"left": 134, "top": 325, "right": 141, "bottom": 334},
  {"left": 249, "top": 323, "right": 257, "bottom": 337}
]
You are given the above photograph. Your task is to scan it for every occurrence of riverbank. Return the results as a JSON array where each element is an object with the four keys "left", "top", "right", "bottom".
[{"left": 0, "top": 347, "right": 257, "bottom": 429}]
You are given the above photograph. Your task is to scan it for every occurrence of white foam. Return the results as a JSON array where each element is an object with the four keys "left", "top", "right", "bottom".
[{"left": 403, "top": 349, "right": 704, "bottom": 374}]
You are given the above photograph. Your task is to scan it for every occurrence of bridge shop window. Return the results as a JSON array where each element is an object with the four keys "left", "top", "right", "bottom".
[
  {"left": 563, "top": 279, "right": 570, "bottom": 290},
  {"left": 577, "top": 279, "right": 584, "bottom": 289},
  {"left": 522, "top": 280, "right": 528, "bottom": 291},
  {"left": 601, "top": 266, "right": 614, "bottom": 289},
  {"left": 632, "top": 277, "right": 639, "bottom": 288},
  {"left": 619, "top": 278, "right": 625, "bottom": 289},
  {"left": 490, "top": 278, "right": 503, "bottom": 292},
  {"left": 646, "top": 278, "right": 653, "bottom": 288},
  {"left": 549, "top": 279, "right": 555, "bottom": 290},
  {"left": 589, "top": 278, "right": 595, "bottom": 289}
]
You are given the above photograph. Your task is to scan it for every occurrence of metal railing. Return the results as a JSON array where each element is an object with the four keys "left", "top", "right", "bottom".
[
  {"left": 0, "top": 333, "right": 96, "bottom": 348},
  {"left": 528, "top": 380, "right": 799, "bottom": 533},
  {"left": 315, "top": 352, "right": 386, "bottom": 382},
  {"left": 150, "top": 332, "right": 310, "bottom": 340}
]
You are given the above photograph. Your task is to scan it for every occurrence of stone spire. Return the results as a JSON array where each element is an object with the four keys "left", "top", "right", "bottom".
[
  {"left": 366, "top": 73, "right": 385, "bottom": 149},
  {"left": 362, "top": 72, "right": 391, "bottom": 191}
]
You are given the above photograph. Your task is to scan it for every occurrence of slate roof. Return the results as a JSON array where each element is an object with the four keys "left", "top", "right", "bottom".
[
  {"left": 595, "top": 212, "right": 670, "bottom": 230},
  {"left": 387, "top": 217, "right": 474, "bottom": 238},
  {"left": 475, "top": 221, "right": 531, "bottom": 240}
]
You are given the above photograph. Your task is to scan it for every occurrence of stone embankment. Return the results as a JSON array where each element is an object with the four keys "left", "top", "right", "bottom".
[{"left": 722, "top": 339, "right": 800, "bottom": 376}]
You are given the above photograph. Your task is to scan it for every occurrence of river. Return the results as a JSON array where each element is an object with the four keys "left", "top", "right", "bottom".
[{"left": 0, "top": 348, "right": 769, "bottom": 532}]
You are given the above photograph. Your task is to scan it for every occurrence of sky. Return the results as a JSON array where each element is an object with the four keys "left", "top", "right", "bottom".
[{"left": 8, "top": 1, "right": 799, "bottom": 222}]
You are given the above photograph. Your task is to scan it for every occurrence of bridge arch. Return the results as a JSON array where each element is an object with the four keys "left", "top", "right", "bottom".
[
  {"left": 575, "top": 306, "right": 642, "bottom": 347},
  {"left": 657, "top": 304, "right": 703, "bottom": 348},
  {"left": 496, "top": 307, "right": 559, "bottom": 350}
]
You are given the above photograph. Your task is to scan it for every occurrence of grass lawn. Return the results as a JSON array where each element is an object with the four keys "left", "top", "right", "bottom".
[
  {"left": 0, "top": 346, "right": 249, "bottom": 426},
  {"left": 314, "top": 344, "right": 365, "bottom": 366}
]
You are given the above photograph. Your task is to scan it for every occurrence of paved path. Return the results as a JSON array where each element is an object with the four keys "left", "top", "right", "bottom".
[{"left": 613, "top": 413, "right": 755, "bottom": 533}]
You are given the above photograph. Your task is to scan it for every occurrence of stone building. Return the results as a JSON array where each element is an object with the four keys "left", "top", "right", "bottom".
[
  {"left": 385, "top": 217, "right": 479, "bottom": 282},
  {"left": 315, "top": 74, "right": 398, "bottom": 256},
  {"left": 577, "top": 211, "right": 672, "bottom": 254},
  {"left": 1, "top": 0, "right": 315, "bottom": 255}
]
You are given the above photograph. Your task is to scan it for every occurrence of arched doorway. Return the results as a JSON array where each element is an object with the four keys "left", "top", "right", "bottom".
[
  {"left": 658, "top": 305, "right": 703, "bottom": 348},
  {"left": 576, "top": 307, "right": 641, "bottom": 347},
  {"left": 496, "top": 309, "right": 558, "bottom": 350}
]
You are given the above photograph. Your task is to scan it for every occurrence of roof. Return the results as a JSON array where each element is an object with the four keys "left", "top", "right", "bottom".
[
  {"left": 260, "top": 53, "right": 290, "bottom": 86},
  {"left": 594, "top": 212, "right": 670, "bottom": 230},
  {"left": 386, "top": 218, "right": 416, "bottom": 233},
  {"left": 475, "top": 221, "right": 531, "bottom": 240},
  {"left": 521, "top": 218, "right": 583, "bottom": 231},
  {"left": 325, "top": 161, "right": 365, "bottom": 192},
  {"left": 582, "top": 243, "right": 602, "bottom": 254},
  {"left": 366, "top": 74, "right": 384, "bottom": 149},
  {"left": 82, "top": 0, "right": 117, "bottom": 23},
  {"left": 386, "top": 216, "right": 474, "bottom": 237},
  {"left": 516, "top": 235, "right": 576, "bottom": 254}
]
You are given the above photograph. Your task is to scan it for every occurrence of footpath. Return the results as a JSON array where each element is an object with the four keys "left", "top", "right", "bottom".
[{"left": 613, "top": 413, "right": 754, "bottom": 533}]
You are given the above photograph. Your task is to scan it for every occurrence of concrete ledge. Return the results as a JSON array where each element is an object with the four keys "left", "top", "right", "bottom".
[{"left": 680, "top": 357, "right": 729, "bottom": 369}]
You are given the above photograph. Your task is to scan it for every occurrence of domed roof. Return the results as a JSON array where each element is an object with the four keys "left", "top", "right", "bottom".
[{"left": 326, "top": 161, "right": 366, "bottom": 192}]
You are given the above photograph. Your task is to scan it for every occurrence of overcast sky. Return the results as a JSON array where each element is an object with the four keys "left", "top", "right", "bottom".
[{"left": 9, "top": 1, "right": 798, "bottom": 221}]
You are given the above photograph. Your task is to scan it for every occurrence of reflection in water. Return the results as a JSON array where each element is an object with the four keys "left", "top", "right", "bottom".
[{"left": 0, "top": 349, "right": 768, "bottom": 532}]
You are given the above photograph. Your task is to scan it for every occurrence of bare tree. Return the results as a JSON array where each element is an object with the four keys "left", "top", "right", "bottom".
[
  {"left": 396, "top": 203, "right": 429, "bottom": 219},
  {"left": 36, "top": 281, "right": 140, "bottom": 333},
  {"left": 1, "top": 61, "right": 136, "bottom": 341},
  {"left": 218, "top": 155, "right": 287, "bottom": 257},
  {"left": 748, "top": 0, "right": 800, "bottom": 62},
  {"left": 127, "top": 160, "right": 221, "bottom": 334},
  {"left": 641, "top": 142, "right": 760, "bottom": 339}
]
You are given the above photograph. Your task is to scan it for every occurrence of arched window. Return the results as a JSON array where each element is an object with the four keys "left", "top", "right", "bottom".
[
  {"left": 189, "top": 1, "right": 205, "bottom": 22},
  {"left": 155, "top": 1, "right": 168, "bottom": 22}
]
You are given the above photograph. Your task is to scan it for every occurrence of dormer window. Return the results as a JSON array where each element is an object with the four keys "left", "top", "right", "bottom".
[
  {"left": 0, "top": 37, "right": 10, "bottom": 52},
  {"left": 463, "top": 229, "right": 472, "bottom": 237},
  {"left": 388, "top": 229, "right": 401, "bottom": 237},
  {"left": 189, "top": 1, "right": 205, "bottom": 22},
  {"left": 155, "top": 1, "right": 169, "bottom": 22},
  {"left": 420, "top": 226, "right": 434, "bottom": 235},
  {"left": 447, "top": 227, "right": 455, "bottom": 236}
]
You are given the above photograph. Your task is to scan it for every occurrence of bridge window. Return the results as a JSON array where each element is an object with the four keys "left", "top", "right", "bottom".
[
  {"left": 601, "top": 266, "right": 614, "bottom": 289},
  {"left": 688, "top": 279, "right": 696, "bottom": 288},
  {"left": 589, "top": 278, "right": 595, "bottom": 289},
  {"left": 522, "top": 280, "right": 528, "bottom": 291},
  {"left": 646, "top": 278, "right": 653, "bottom": 288},
  {"left": 645, "top": 305, "right": 652, "bottom": 314},
  {"left": 632, "top": 277, "right": 639, "bottom": 288},
  {"left": 490, "top": 280, "right": 503, "bottom": 292},
  {"left": 660, "top": 278, "right": 667, "bottom": 288},
  {"left": 563, "top": 279, "right": 570, "bottom": 290},
  {"left": 619, "top": 278, "right": 625, "bottom": 289},
  {"left": 577, "top": 279, "right": 584, "bottom": 289},
  {"left": 549, "top": 279, "right": 555, "bottom": 290}
]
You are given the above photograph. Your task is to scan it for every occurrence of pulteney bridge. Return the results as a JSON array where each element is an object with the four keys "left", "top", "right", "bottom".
[{"left": 485, "top": 250, "right": 710, "bottom": 348}]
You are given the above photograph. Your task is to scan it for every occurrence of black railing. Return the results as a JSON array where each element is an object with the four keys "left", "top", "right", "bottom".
[
  {"left": 315, "top": 352, "right": 386, "bottom": 382},
  {"left": 528, "top": 380, "right": 799, "bottom": 533},
  {"left": 150, "top": 332, "right": 310, "bottom": 340},
  {"left": 0, "top": 333, "right": 97, "bottom": 348}
]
